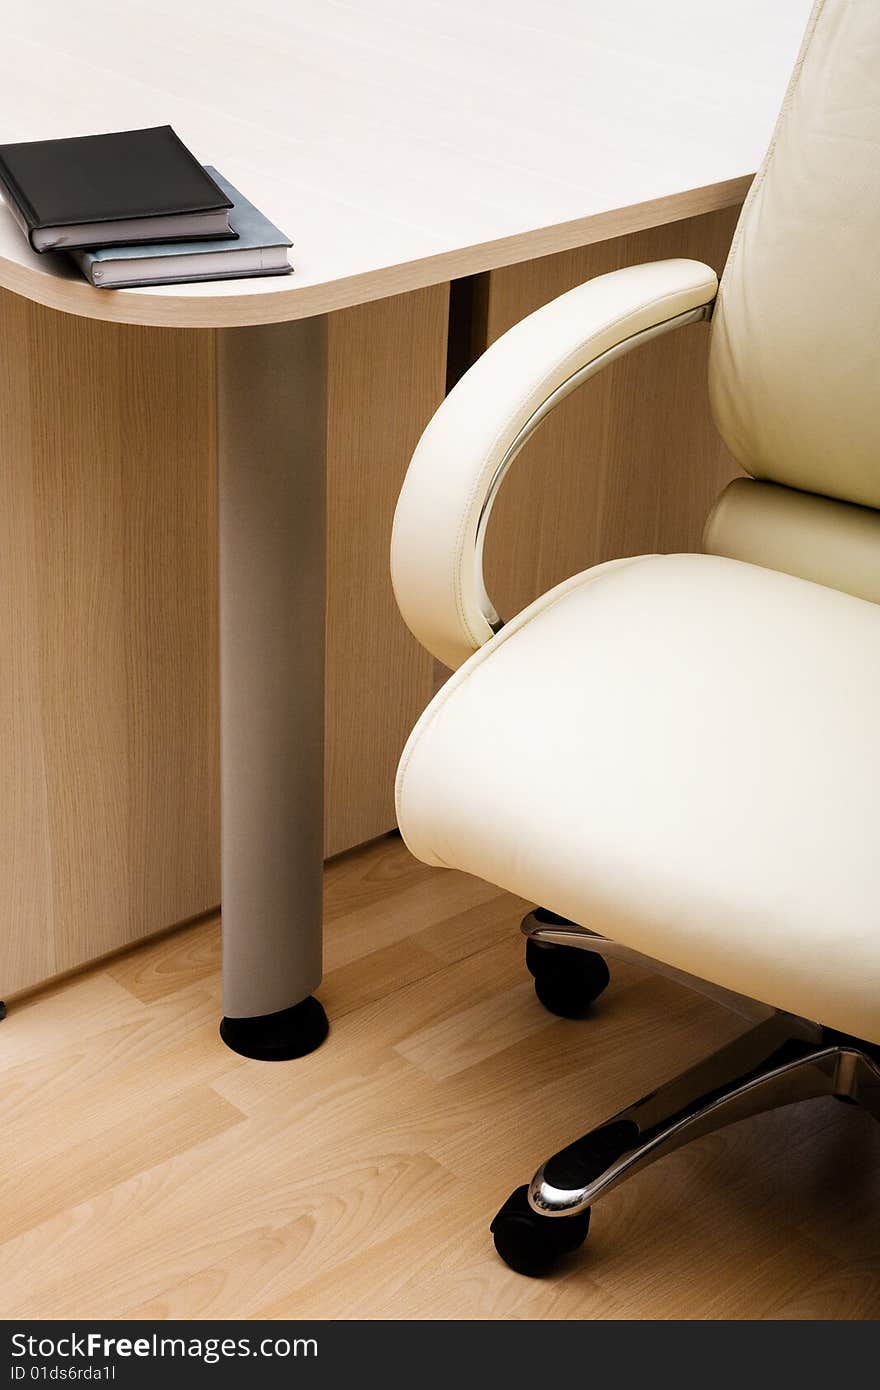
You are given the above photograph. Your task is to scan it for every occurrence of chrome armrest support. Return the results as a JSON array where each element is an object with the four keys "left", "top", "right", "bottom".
[
  {"left": 391, "top": 259, "right": 719, "bottom": 670},
  {"left": 474, "top": 302, "right": 713, "bottom": 629}
]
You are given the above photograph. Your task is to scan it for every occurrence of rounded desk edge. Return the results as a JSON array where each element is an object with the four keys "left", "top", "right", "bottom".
[{"left": 0, "top": 177, "right": 752, "bottom": 330}]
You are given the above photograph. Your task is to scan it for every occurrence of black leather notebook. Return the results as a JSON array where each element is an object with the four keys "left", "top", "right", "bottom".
[{"left": 0, "top": 125, "right": 235, "bottom": 252}]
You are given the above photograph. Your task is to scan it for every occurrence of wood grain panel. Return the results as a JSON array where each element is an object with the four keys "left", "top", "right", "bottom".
[
  {"left": 0, "top": 288, "right": 219, "bottom": 997},
  {"left": 324, "top": 286, "right": 447, "bottom": 855},
  {"left": 0, "top": 292, "right": 55, "bottom": 991},
  {"left": 0, "top": 281, "right": 446, "bottom": 995},
  {"left": 479, "top": 206, "right": 745, "bottom": 625}
]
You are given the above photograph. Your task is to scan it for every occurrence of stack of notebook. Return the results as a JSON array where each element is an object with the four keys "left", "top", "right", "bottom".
[{"left": 0, "top": 125, "right": 292, "bottom": 289}]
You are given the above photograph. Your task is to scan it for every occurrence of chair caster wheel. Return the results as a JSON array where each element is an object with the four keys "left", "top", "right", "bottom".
[
  {"left": 526, "top": 936, "right": 610, "bottom": 1018},
  {"left": 491, "top": 1185, "right": 590, "bottom": 1277}
]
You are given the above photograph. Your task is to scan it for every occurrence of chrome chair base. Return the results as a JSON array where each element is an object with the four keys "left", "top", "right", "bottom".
[{"left": 491, "top": 911, "right": 880, "bottom": 1277}]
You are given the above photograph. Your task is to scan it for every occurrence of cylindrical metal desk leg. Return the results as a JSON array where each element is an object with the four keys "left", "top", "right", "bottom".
[{"left": 216, "top": 316, "right": 329, "bottom": 1060}]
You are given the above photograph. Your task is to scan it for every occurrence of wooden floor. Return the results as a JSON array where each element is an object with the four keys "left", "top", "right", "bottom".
[{"left": 1, "top": 833, "right": 878, "bottom": 1320}]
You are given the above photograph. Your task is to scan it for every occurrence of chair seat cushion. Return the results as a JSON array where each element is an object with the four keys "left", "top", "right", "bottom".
[{"left": 396, "top": 554, "right": 880, "bottom": 1043}]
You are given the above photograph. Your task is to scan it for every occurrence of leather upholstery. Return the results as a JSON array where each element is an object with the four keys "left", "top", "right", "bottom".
[
  {"left": 391, "top": 0, "right": 880, "bottom": 1045},
  {"left": 705, "top": 478, "right": 880, "bottom": 606},
  {"left": 709, "top": 0, "right": 880, "bottom": 509},
  {"left": 397, "top": 555, "right": 880, "bottom": 1043},
  {"left": 391, "top": 259, "right": 717, "bottom": 670}
]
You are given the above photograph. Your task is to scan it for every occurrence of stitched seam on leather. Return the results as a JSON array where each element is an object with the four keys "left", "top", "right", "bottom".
[
  {"left": 396, "top": 555, "right": 656, "bottom": 851},
  {"left": 449, "top": 282, "right": 714, "bottom": 654},
  {"left": 715, "top": 0, "right": 827, "bottom": 312}
]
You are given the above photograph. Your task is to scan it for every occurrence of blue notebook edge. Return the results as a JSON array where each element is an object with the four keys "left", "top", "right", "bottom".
[{"left": 73, "top": 167, "right": 292, "bottom": 288}]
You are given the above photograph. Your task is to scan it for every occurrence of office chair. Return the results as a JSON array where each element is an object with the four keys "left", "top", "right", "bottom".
[{"left": 390, "top": 0, "right": 880, "bottom": 1276}]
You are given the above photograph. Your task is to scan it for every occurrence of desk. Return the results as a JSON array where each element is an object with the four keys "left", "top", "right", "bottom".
[{"left": 0, "top": 0, "right": 811, "bottom": 1056}]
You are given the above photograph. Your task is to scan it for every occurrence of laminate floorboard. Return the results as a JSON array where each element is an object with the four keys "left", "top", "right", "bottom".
[{"left": 1, "top": 835, "right": 877, "bottom": 1320}]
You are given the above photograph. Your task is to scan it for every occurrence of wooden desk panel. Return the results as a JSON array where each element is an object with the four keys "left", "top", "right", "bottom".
[
  {"left": 0, "top": 290, "right": 219, "bottom": 996},
  {"left": 325, "top": 287, "right": 447, "bottom": 857},
  {"left": 0, "top": 284, "right": 445, "bottom": 997}
]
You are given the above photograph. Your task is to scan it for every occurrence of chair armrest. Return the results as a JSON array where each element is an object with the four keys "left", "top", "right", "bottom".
[{"left": 391, "top": 258, "right": 718, "bottom": 669}]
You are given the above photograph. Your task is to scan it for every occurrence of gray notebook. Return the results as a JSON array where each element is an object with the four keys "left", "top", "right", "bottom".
[{"left": 71, "top": 167, "right": 292, "bottom": 288}]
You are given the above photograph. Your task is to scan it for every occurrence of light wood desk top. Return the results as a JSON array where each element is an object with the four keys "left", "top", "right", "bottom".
[{"left": 0, "top": 1, "right": 811, "bottom": 328}]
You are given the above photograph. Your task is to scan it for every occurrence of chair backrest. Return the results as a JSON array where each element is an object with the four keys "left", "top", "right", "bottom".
[{"left": 705, "top": 0, "right": 880, "bottom": 601}]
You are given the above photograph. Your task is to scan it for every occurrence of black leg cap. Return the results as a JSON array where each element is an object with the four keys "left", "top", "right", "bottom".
[{"left": 220, "top": 995, "right": 329, "bottom": 1061}]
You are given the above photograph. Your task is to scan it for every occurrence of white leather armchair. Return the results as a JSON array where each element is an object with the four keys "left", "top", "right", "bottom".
[{"left": 390, "top": 0, "right": 880, "bottom": 1276}]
